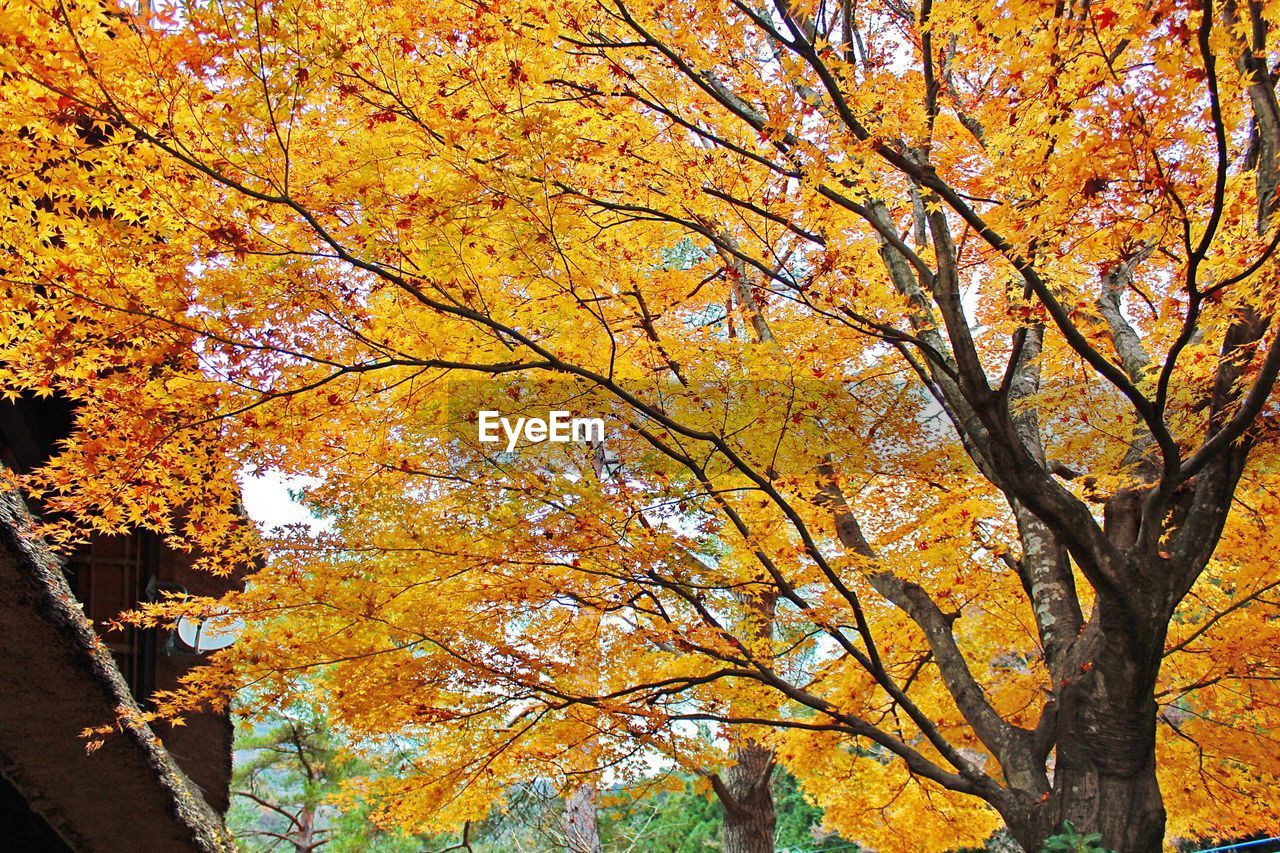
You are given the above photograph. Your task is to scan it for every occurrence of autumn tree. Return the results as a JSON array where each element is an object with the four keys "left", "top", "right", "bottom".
[{"left": 5, "top": 0, "right": 1280, "bottom": 850}]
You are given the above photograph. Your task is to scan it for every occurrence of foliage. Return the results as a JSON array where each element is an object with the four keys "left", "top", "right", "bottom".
[
  {"left": 1040, "top": 821, "right": 1112, "bottom": 853},
  {"left": 594, "top": 770, "right": 855, "bottom": 852},
  {"left": 597, "top": 779, "right": 724, "bottom": 853},
  {"left": 4, "top": 0, "right": 1280, "bottom": 849},
  {"left": 233, "top": 754, "right": 852, "bottom": 853},
  {"left": 230, "top": 701, "right": 426, "bottom": 852},
  {"left": 773, "top": 770, "right": 856, "bottom": 852}
]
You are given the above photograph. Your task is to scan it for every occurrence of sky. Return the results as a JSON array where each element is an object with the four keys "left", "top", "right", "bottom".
[{"left": 237, "top": 471, "right": 329, "bottom": 533}]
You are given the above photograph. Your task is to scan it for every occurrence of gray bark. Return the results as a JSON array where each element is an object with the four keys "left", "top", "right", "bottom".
[
  {"left": 712, "top": 744, "right": 777, "bottom": 853},
  {"left": 564, "top": 782, "right": 602, "bottom": 853}
]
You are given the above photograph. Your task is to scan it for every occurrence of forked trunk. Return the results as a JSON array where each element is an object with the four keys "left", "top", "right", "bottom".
[
  {"left": 716, "top": 743, "right": 776, "bottom": 853},
  {"left": 1005, "top": 596, "right": 1168, "bottom": 852}
]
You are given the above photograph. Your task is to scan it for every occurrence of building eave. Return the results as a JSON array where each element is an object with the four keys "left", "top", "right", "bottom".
[{"left": 0, "top": 488, "right": 232, "bottom": 852}]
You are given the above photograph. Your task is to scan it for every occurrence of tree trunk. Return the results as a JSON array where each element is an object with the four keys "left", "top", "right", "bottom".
[
  {"left": 715, "top": 744, "right": 776, "bottom": 853},
  {"left": 564, "top": 781, "right": 602, "bottom": 853},
  {"left": 1047, "top": 741, "right": 1163, "bottom": 853},
  {"left": 293, "top": 803, "right": 317, "bottom": 853},
  {"left": 1004, "top": 594, "right": 1167, "bottom": 853},
  {"left": 1051, "top": 642, "right": 1165, "bottom": 848}
]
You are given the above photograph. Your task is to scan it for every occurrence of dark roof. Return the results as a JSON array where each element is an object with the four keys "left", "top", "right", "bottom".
[{"left": 0, "top": 488, "right": 232, "bottom": 852}]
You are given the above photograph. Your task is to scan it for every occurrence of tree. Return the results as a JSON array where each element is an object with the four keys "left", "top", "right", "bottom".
[
  {"left": 5, "top": 0, "right": 1280, "bottom": 849},
  {"left": 598, "top": 768, "right": 857, "bottom": 852},
  {"left": 233, "top": 704, "right": 342, "bottom": 853},
  {"left": 230, "top": 700, "right": 432, "bottom": 852}
]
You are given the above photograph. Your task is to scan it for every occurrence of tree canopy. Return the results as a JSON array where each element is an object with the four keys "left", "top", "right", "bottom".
[{"left": 4, "top": 0, "right": 1280, "bottom": 848}]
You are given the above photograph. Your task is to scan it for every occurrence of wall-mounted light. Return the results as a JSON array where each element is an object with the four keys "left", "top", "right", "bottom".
[{"left": 174, "top": 610, "right": 244, "bottom": 653}]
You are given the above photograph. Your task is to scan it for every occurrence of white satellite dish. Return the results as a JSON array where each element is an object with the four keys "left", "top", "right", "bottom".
[{"left": 175, "top": 611, "right": 244, "bottom": 653}]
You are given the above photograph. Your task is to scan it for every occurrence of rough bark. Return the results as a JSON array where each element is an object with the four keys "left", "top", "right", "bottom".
[
  {"left": 564, "top": 782, "right": 602, "bottom": 853},
  {"left": 1000, "top": 593, "right": 1167, "bottom": 852},
  {"left": 1050, "top": 649, "right": 1165, "bottom": 851},
  {"left": 712, "top": 743, "right": 777, "bottom": 853}
]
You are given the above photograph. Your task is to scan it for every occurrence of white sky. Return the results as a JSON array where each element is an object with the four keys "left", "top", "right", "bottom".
[{"left": 237, "top": 471, "right": 330, "bottom": 533}]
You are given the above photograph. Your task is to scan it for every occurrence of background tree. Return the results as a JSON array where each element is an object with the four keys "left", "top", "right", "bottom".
[
  {"left": 598, "top": 769, "right": 859, "bottom": 853},
  {"left": 5, "top": 0, "right": 1280, "bottom": 850},
  {"left": 231, "top": 700, "right": 430, "bottom": 853}
]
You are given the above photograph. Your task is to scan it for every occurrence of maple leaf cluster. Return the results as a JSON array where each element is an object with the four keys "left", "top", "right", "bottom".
[{"left": 3, "top": 0, "right": 1280, "bottom": 848}]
